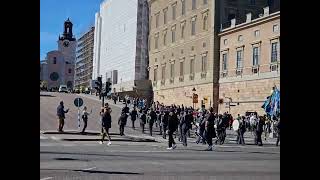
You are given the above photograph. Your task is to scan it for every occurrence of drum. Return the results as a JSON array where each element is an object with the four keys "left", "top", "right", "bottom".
[{"left": 233, "top": 120, "right": 239, "bottom": 131}]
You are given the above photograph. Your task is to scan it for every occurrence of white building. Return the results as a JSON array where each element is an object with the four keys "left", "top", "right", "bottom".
[{"left": 93, "top": 0, "right": 151, "bottom": 98}]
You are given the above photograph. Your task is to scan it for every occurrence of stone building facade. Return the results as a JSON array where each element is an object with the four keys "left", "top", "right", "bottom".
[
  {"left": 148, "top": 0, "right": 220, "bottom": 110},
  {"left": 218, "top": 7, "right": 280, "bottom": 116}
]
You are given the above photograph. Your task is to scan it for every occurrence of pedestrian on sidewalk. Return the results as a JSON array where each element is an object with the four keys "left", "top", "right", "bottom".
[
  {"left": 204, "top": 107, "right": 216, "bottom": 151},
  {"left": 118, "top": 112, "right": 127, "bottom": 136},
  {"left": 195, "top": 111, "right": 207, "bottom": 144},
  {"left": 178, "top": 111, "right": 186, "bottom": 142},
  {"left": 180, "top": 109, "right": 192, "bottom": 147},
  {"left": 148, "top": 108, "right": 157, "bottom": 136},
  {"left": 237, "top": 116, "right": 246, "bottom": 145},
  {"left": 100, "top": 105, "right": 112, "bottom": 146},
  {"left": 275, "top": 117, "right": 280, "bottom": 146},
  {"left": 162, "top": 110, "right": 169, "bottom": 139},
  {"left": 158, "top": 109, "right": 163, "bottom": 135},
  {"left": 167, "top": 109, "right": 179, "bottom": 150},
  {"left": 57, "top": 101, "right": 69, "bottom": 132},
  {"left": 140, "top": 109, "right": 147, "bottom": 133},
  {"left": 113, "top": 94, "right": 117, "bottom": 104},
  {"left": 256, "top": 115, "right": 264, "bottom": 146},
  {"left": 130, "top": 107, "right": 138, "bottom": 129},
  {"left": 81, "top": 106, "right": 92, "bottom": 134}
]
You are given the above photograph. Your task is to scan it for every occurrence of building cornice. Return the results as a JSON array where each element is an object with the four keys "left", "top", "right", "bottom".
[{"left": 219, "top": 11, "right": 280, "bottom": 37}]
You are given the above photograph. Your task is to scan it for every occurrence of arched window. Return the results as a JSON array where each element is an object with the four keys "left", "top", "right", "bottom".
[{"left": 53, "top": 57, "right": 57, "bottom": 64}]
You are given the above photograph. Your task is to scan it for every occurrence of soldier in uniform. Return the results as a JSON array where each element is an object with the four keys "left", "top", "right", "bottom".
[
  {"left": 204, "top": 107, "right": 216, "bottom": 151},
  {"left": 162, "top": 109, "right": 169, "bottom": 139},
  {"left": 256, "top": 115, "right": 264, "bottom": 146},
  {"left": 276, "top": 118, "right": 280, "bottom": 146},
  {"left": 167, "top": 109, "right": 179, "bottom": 150}
]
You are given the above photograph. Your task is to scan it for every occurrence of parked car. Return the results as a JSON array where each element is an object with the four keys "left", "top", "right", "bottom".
[
  {"left": 58, "top": 85, "right": 68, "bottom": 93},
  {"left": 74, "top": 88, "right": 80, "bottom": 94},
  {"left": 84, "top": 87, "right": 91, "bottom": 94}
]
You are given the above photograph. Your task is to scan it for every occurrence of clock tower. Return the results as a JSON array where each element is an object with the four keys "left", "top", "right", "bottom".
[{"left": 58, "top": 18, "right": 77, "bottom": 64}]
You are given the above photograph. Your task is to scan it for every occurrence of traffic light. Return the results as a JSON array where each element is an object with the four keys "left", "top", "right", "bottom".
[
  {"left": 95, "top": 77, "right": 102, "bottom": 93},
  {"left": 105, "top": 81, "right": 112, "bottom": 94}
]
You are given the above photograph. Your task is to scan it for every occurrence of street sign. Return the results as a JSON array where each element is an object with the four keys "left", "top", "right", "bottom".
[
  {"left": 193, "top": 94, "right": 198, "bottom": 103},
  {"left": 230, "top": 104, "right": 236, "bottom": 106},
  {"left": 74, "top": 98, "right": 84, "bottom": 107}
]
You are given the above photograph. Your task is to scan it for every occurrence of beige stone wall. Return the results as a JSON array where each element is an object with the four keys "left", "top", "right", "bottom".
[
  {"left": 148, "top": 0, "right": 219, "bottom": 110},
  {"left": 217, "top": 10, "right": 280, "bottom": 117},
  {"left": 154, "top": 82, "right": 214, "bottom": 109},
  {"left": 218, "top": 77, "right": 279, "bottom": 117},
  {"left": 219, "top": 12, "right": 280, "bottom": 77}
]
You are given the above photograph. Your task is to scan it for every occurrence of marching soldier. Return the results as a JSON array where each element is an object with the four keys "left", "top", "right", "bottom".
[
  {"left": 204, "top": 107, "right": 216, "bottom": 151},
  {"left": 167, "top": 109, "right": 179, "bottom": 150}
]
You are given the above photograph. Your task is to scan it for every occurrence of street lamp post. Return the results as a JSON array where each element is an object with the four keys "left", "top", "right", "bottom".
[{"left": 225, "top": 97, "right": 232, "bottom": 114}]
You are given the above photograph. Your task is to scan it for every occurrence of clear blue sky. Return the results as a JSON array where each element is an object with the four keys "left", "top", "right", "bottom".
[{"left": 40, "top": 0, "right": 104, "bottom": 60}]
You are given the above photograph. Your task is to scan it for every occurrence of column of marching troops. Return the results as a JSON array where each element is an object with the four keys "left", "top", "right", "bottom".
[
  {"left": 117, "top": 101, "right": 280, "bottom": 150},
  {"left": 57, "top": 100, "right": 280, "bottom": 150}
]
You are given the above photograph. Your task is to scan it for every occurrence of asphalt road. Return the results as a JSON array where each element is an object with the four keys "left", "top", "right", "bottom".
[{"left": 40, "top": 92, "right": 280, "bottom": 180}]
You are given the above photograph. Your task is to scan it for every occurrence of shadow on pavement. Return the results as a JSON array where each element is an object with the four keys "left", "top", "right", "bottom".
[
  {"left": 74, "top": 169, "right": 143, "bottom": 175},
  {"left": 53, "top": 157, "right": 89, "bottom": 161},
  {"left": 41, "top": 168, "right": 143, "bottom": 175},
  {"left": 61, "top": 137, "right": 155, "bottom": 142},
  {"left": 40, "top": 94, "right": 56, "bottom": 97},
  {"left": 42, "top": 131, "right": 120, "bottom": 136}
]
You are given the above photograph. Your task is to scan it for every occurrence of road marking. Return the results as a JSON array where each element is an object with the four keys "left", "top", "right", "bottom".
[
  {"left": 82, "top": 167, "right": 96, "bottom": 171},
  {"left": 217, "top": 145, "right": 278, "bottom": 149},
  {"left": 50, "top": 136, "right": 61, "bottom": 141},
  {"left": 106, "top": 150, "right": 171, "bottom": 153},
  {"left": 40, "top": 136, "right": 48, "bottom": 140},
  {"left": 40, "top": 177, "right": 53, "bottom": 180}
]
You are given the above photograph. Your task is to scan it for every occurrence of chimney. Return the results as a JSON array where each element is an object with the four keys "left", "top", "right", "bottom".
[
  {"left": 246, "top": 13, "right": 252, "bottom": 23},
  {"left": 263, "top": 6, "right": 270, "bottom": 16},
  {"left": 231, "top": 18, "right": 236, "bottom": 27}
]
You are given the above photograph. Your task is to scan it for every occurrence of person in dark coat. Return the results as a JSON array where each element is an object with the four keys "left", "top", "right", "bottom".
[
  {"left": 237, "top": 116, "right": 246, "bottom": 145},
  {"left": 180, "top": 110, "right": 193, "bottom": 146},
  {"left": 162, "top": 110, "right": 169, "bottom": 139},
  {"left": 140, "top": 110, "right": 147, "bottom": 133},
  {"left": 167, "top": 109, "right": 179, "bottom": 150},
  {"left": 130, "top": 107, "right": 138, "bottom": 129},
  {"left": 256, "top": 116, "right": 264, "bottom": 146},
  {"left": 196, "top": 112, "right": 207, "bottom": 144},
  {"left": 276, "top": 118, "right": 280, "bottom": 146},
  {"left": 100, "top": 106, "right": 112, "bottom": 145},
  {"left": 57, "top": 101, "right": 69, "bottom": 132},
  {"left": 149, "top": 108, "right": 157, "bottom": 136},
  {"left": 204, "top": 107, "right": 216, "bottom": 151},
  {"left": 118, "top": 112, "right": 127, "bottom": 136}
]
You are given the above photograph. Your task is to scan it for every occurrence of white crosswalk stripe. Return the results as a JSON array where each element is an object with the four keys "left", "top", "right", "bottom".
[{"left": 40, "top": 136, "right": 49, "bottom": 140}]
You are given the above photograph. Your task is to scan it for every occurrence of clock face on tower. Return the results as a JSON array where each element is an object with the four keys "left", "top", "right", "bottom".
[{"left": 63, "top": 41, "right": 69, "bottom": 47}]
